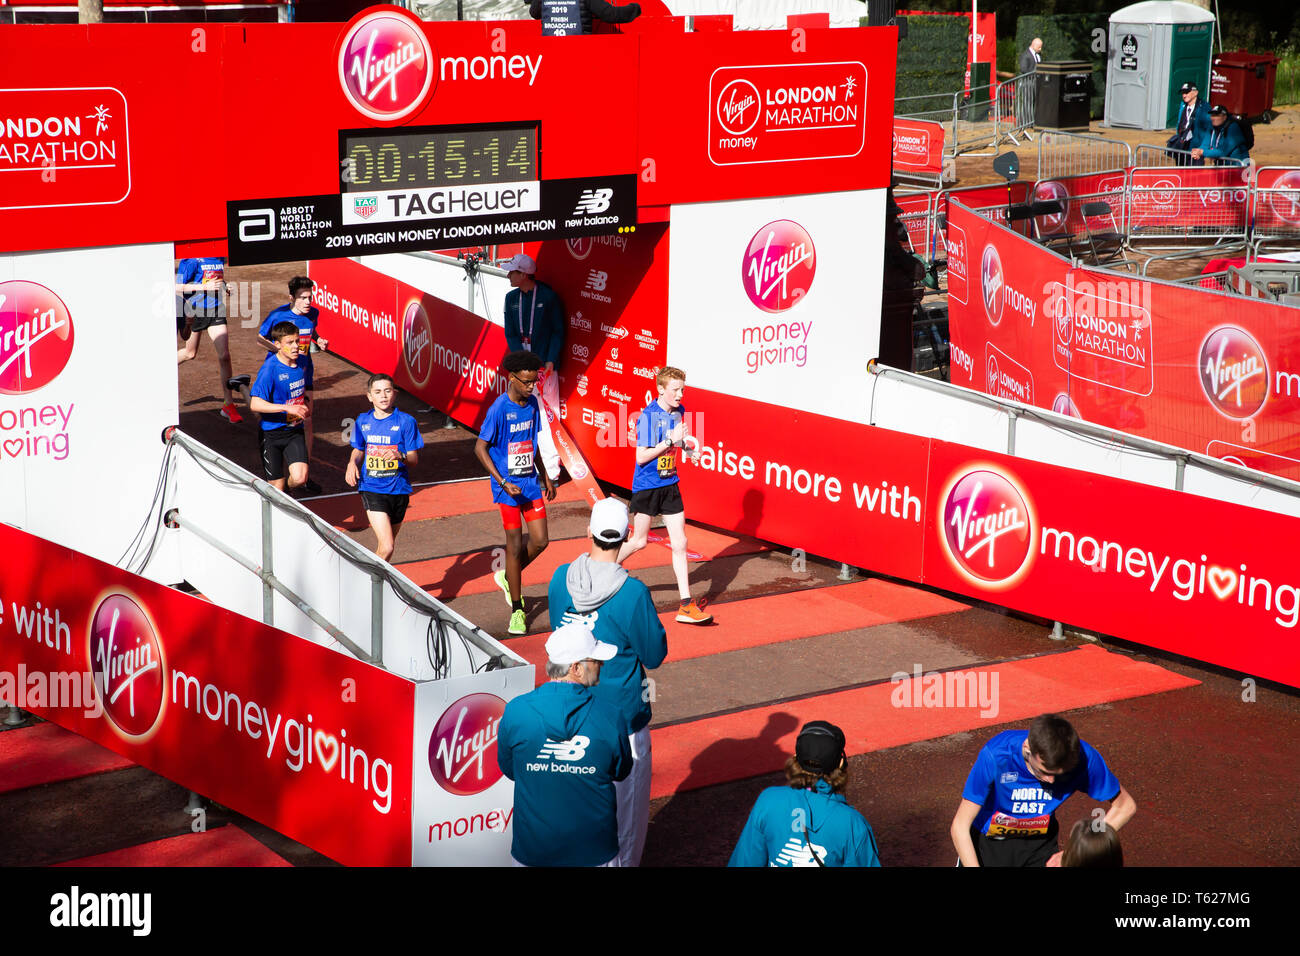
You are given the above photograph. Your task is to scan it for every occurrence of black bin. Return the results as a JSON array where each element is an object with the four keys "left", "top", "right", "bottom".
[{"left": 1035, "top": 60, "right": 1092, "bottom": 131}]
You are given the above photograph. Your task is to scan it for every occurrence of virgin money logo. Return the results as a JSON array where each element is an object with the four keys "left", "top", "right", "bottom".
[
  {"left": 716, "top": 78, "right": 760, "bottom": 135},
  {"left": 1266, "top": 169, "right": 1300, "bottom": 225},
  {"left": 1054, "top": 305, "right": 1071, "bottom": 347},
  {"left": 941, "top": 469, "right": 1035, "bottom": 588},
  {"left": 1199, "top": 326, "right": 1269, "bottom": 420},
  {"left": 89, "top": 593, "right": 165, "bottom": 740},
  {"left": 402, "top": 300, "right": 432, "bottom": 388},
  {"left": 1033, "top": 181, "right": 1069, "bottom": 234},
  {"left": 742, "top": 220, "right": 816, "bottom": 313},
  {"left": 0, "top": 281, "right": 75, "bottom": 395},
  {"left": 338, "top": 9, "right": 436, "bottom": 123},
  {"left": 566, "top": 237, "right": 593, "bottom": 260},
  {"left": 980, "top": 245, "right": 1003, "bottom": 325},
  {"left": 1051, "top": 393, "right": 1081, "bottom": 418},
  {"left": 429, "top": 693, "right": 505, "bottom": 796}
]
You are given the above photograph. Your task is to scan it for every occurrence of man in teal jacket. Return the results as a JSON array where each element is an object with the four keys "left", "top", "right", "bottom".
[
  {"left": 1193, "top": 105, "right": 1250, "bottom": 164},
  {"left": 497, "top": 624, "right": 631, "bottom": 866},
  {"left": 549, "top": 497, "right": 667, "bottom": 866}
]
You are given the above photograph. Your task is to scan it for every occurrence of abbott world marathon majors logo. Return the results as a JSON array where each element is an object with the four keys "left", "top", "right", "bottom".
[
  {"left": 402, "top": 299, "right": 433, "bottom": 388},
  {"left": 338, "top": 8, "right": 436, "bottom": 123},
  {"left": 88, "top": 593, "right": 166, "bottom": 741},
  {"left": 1199, "top": 326, "right": 1269, "bottom": 420},
  {"left": 0, "top": 280, "right": 75, "bottom": 394},
  {"left": 429, "top": 693, "right": 505, "bottom": 796},
  {"left": 940, "top": 468, "right": 1036, "bottom": 590}
]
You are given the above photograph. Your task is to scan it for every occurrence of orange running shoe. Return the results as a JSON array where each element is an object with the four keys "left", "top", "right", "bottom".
[{"left": 676, "top": 600, "right": 712, "bottom": 624}]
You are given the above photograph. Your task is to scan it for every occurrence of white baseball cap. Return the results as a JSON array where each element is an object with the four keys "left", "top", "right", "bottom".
[
  {"left": 503, "top": 253, "right": 537, "bottom": 275},
  {"left": 545, "top": 624, "right": 618, "bottom": 667},
  {"left": 590, "top": 498, "right": 629, "bottom": 544}
]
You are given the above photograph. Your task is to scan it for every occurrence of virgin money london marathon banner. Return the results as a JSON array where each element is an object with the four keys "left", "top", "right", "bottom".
[
  {"left": 944, "top": 201, "right": 1300, "bottom": 481},
  {"left": 678, "top": 387, "right": 1300, "bottom": 688},
  {"left": 0, "top": 246, "right": 177, "bottom": 569},
  {"left": 892, "top": 118, "right": 945, "bottom": 178}
]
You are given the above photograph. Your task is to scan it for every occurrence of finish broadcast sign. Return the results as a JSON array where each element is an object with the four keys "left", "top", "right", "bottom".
[
  {"left": 709, "top": 61, "right": 867, "bottom": 167},
  {"left": 226, "top": 174, "right": 635, "bottom": 266}
]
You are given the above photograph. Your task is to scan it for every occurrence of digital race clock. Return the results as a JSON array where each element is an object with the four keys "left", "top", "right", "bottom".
[{"left": 339, "top": 122, "right": 538, "bottom": 192}]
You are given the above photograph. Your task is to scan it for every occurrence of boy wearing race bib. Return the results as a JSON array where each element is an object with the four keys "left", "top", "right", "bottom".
[
  {"left": 475, "top": 351, "right": 557, "bottom": 635},
  {"left": 618, "top": 367, "right": 711, "bottom": 624},
  {"left": 249, "top": 321, "right": 311, "bottom": 494},
  {"left": 950, "top": 713, "right": 1137, "bottom": 867},
  {"left": 258, "top": 276, "right": 328, "bottom": 494},
  {"left": 345, "top": 373, "right": 424, "bottom": 563}
]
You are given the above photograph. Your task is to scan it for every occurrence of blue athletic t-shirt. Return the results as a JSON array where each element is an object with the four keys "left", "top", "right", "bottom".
[
  {"left": 351, "top": 409, "right": 424, "bottom": 496},
  {"left": 962, "top": 730, "right": 1121, "bottom": 838},
  {"left": 177, "top": 257, "right": 225, "bottom": 314},
  {"left": 632, "top": 401, "right": 684, "bottom": 493},
  {"left": 480, "top": 392, "right": 542, "bottom": 504},
  {"left": 259, "top": 304, "right": 317, "bottom": 386},
  {"left": 250, "top": 355, "right": 307, "bottom": 432}
]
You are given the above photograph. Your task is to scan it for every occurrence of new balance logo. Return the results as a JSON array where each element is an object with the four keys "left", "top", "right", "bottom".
[
  {"left": 536, "top": 736, "right": 590, "bottom": 761},
  {"left": 558, "top": 609, "right": 598, "bottom": 630},
  {"left": 574, "top": 189, "right": 613, "bottom": 215},
  {"left": 773, "top": 837, "right": 828, "bottom": 867},
  {"left": 585, "top": 270, "right": 608, "bottom": 292}
]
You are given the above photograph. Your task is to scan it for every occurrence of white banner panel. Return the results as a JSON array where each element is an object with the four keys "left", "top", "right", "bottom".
[
  {"left": 667, "top": 190, "right": 884, "bottom": 422},
  {"left": 411, "top": 666, "right": 534, "bottom": 866},
  {"left": 0, "top": 244, "right": 176, "bottom": 569}
]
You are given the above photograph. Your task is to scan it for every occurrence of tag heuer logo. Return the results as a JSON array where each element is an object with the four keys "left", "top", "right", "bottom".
[{"left": 354, "top": 196, "right": 378, "bottom": 220}]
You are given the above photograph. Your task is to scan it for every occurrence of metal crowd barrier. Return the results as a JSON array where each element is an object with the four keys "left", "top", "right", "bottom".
[
  {"left": 1132, "top": 143, "right": 1248, "bottom": 170},
  {"left": 1250, "top": 166, "right": 1300, "bottom": 256},
  {"left": 1127, "top": 168, "right": 1249, "bottom": 247},
  {"left": 994, "top": 71, "right": 1037, "bottom": 146},
  {"left": 1037, "top": 130, "right": 1132, "bottom": 181},
  {"left": 895, "top": 190, "right": 934, "bottom": 259}
]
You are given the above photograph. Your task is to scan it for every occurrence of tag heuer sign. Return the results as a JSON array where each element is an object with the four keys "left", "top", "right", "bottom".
[{"left": 353, "top": 196, "right": 378, "bottom": 220}]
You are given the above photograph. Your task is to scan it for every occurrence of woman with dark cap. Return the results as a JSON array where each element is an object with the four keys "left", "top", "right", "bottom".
[{"left": 728, "top": 720, "right": 881, "bottom": 867}]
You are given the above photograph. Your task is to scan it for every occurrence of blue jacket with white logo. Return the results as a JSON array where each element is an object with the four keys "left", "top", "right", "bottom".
[
  {"left": 728, "top": 781, "right": 881, "bottom": 867},
  {"left": 498, "top": 680, "right": 632, "bottom": 866}
]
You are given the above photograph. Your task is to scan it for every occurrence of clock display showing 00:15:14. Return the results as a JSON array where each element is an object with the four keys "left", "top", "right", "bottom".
[{"left": 342, "top": 130, "right": 536, "bottom": 191}]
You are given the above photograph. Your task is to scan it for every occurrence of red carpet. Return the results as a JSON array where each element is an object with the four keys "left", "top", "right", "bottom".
[
  {"left": 648, "top": 645, "right": 1200, "bottom": 799},
  {"left": 55, "top": 825, "right": 292, "bottom": 867},
  {"left": 309, "top": 478, "right": 587, "bottom": 529},
  {"left": 504, "top": 579, "right": 970, "bottom": 683},
  {"left": 397, "top": 527, "right": 770, "bottom": 600},
  {"left": 0, "top": 722, "right": 135, "bottom": 793}
]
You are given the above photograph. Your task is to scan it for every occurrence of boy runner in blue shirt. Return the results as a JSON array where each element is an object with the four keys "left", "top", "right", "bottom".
[
  {"left": 176, "top": 256, "right": 242, "bottom": 424},
  {"left": 950, "top": 713, "right": 1137, "bottom": 867},
  {"left": 345, "top": 373, "right": 424, "bottom": 562},
  {"left": 617, "top": 366, "right": 711, "bottom": 623},
  {"left": 249, "top": 321, "right": 311, "bottom": 494},
  {"left": 258, "top": 276, "right": 327, "bottom": 494},
  {"left": 475, "top": 351, "right": 557, "bottom": 635}
]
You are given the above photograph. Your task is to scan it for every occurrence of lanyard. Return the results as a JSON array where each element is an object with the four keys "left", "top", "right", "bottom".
[{"left": 516, "top": 288, "right": 536, "bottom": 344}]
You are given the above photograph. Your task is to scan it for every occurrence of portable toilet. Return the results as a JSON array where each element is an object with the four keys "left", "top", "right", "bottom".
[{"left": 1104, "top": 0, "right": 1215, "bottom": 130}]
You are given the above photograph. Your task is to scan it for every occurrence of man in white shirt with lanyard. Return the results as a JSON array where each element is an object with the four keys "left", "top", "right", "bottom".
[{"left": 502, "top": 253, "right": 565, "bottom": 481}]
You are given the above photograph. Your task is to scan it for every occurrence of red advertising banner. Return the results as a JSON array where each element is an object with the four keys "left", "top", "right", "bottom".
[
  {"left": 946, "top": 200, "right": 1300, "bottom": 481},
  {"left": 1128, "top": 165, "right": 1250, "bottom": 235},
  {"left": 892, "top": 117, "right": 945, "bottom": 178},
  {"left": 676, "top": 387, "right": 1300, "bottom": 687},
  {"left": 921, "top": 442, "right": 1300, "bottom": 688},
  {"left": 0, "top": 524, "right": 414, "bottom": 866},
  {"left": 0, "top": 16, "right": 896, "bottom": 255}
]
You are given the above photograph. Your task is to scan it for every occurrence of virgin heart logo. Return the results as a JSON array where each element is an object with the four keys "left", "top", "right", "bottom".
[
  {"left": 1206, "top": 566, "right": 1237, "bottom": 600},
  {"left": 315, "top": 730, "right": 341, "bottom": 772}
]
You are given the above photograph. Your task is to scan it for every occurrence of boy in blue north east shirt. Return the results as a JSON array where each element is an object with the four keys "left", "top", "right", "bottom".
[
  {"left": 475, "top": 351, "right": 557, "bottom": 635},
  {"left": 249, "top": 321, "right": 311, "bottom": 494},
  {"left": 345, "top": 373, "right": 424, "bottom": 562},
  {"left": 950, "top": 713, "right": 1137, "bottom": 867}
]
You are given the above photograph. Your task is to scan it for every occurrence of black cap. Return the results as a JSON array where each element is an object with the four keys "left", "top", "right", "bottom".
[
  {"left": 1208, "top": 104, "right": 1228, "bottom": 116},
  {"left": 1180, "top": 81, "right": 1198, "bottom": 94},
  {"left": 795, "top": 721, "right": 846, "bottom": 773}
]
